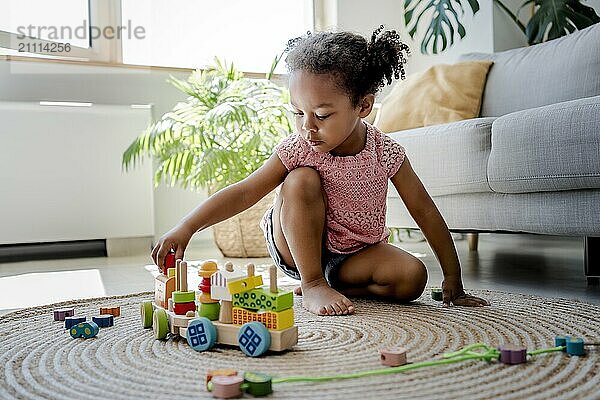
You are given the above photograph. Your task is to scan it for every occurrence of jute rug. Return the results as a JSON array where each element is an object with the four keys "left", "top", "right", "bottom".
[{"left": 1, "top": 289, "right": 599, "bottom": 400}]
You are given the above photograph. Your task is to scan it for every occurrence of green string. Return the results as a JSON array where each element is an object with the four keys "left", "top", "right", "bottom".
[{"left": 271, "top": 343, "right": 566, "bottom": 385}]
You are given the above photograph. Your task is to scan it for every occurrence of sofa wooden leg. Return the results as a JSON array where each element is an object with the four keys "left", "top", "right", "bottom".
[
  {"left": 467, "top": 233, "right": 479, "bottom": 252},
  {"left": 585, "top": 236, "right": 599, "bottom": 285}
]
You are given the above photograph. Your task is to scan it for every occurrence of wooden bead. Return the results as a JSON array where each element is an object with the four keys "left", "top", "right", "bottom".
[
  {"left": 431, "top": 288, "right": 443, "bottom": 301},
  {"left": 199, "top": 302, "right": 220, "bottom": 321},
  {"left": 206, "top": 369, "right": 237, "bottom": 385},
  {"left": 53, "top": 308, "right": 74, "bottom": 321},
  {"left": 555, "top": 335, "right": 568, "bottom": 349},
  {"left": 64, "top": 316, "right": 86, "bottom": 330},
  {"left": 173, "top": 301, "right": 196, "bottom": 315},
  {"left": 99, "top": 306, "right": 120, "bottom": 317},
  {"left": 380, "top": 347, "right": 407, "bottom": 367},
  {"left": 211, "top": 375, "right": 243, "bottom": 399},
  {"left": 566, "top": 337, "right": 585, "bottom": 356},
  {"left": 498, "top": 344, "right": 527, "bottom": 364},
  {"left": 92, "top": 315, "right": 114, "bottom": 327},
  {"left": 70, "top": 321, "right": 99, "bottom": 339},
  {"left": 244, "top": 372, "right": 272, "bottom": 396}
]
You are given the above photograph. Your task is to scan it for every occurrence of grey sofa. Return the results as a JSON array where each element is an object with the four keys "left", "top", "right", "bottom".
[{"left": 386, "top": 23, "right": 600, "bottom": 283}]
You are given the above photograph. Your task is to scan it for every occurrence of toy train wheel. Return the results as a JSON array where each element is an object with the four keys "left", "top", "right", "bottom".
[
  {"left": 237, "top": 322, "right": 270, "bottom": 357},
  {"left": 153, "top": 308, "right": 169, "bottom": 340},
  {"left": 186, "top": 317, "right": 217, "bottom": 351},
  {"left": 141, "top": 301, "right": 153, "bottom": 328}
]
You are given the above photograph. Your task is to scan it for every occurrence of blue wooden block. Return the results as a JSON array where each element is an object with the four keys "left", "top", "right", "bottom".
[
  {"left": 65, "top": 316, "right": 86, "bottom": 330},
  {"left": 554, "top": 335, "right": 567, "bottom": 349},
  {"left": 92, "top": 315, "right": 114, "bottom": 327},
  {"left": 70, "top": 321, "right": 99, "bottom": 339},
  {"left": 566, "top": 337, "right": 585, "bottom": 356},
  {"left": 237, "top": 322, "right": 270, "bottom": 357},
  {"left": 186, "top": 317, "right": 217, "bottom": 352}
]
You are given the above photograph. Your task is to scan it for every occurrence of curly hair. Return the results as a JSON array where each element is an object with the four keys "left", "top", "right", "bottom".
[{"left": 285, "top": 26, "right": 410, "bottom": 106}]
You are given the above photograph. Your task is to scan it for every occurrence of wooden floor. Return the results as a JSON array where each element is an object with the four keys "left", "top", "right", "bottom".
[{"left": 0, "top": 233, "right": 598, "bottom": 316}]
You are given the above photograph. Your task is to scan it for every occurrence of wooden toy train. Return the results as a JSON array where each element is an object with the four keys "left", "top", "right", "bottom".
[{"left": 140, "top": 252, "right": 297, "bottom": 357}]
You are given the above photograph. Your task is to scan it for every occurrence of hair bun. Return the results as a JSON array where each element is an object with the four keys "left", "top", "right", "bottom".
[{"left": 365, "top": 25, "right": 410, "bottom": 86}]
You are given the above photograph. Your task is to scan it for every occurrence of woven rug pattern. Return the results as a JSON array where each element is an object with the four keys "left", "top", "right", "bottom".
[{"left": 1, "top": 290, "right": 599, "bottom": 399}]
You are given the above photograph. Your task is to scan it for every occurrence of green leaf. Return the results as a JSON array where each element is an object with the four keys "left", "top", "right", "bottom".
[
  {"left": 403, "top": 0, "right": 481, "bottom": 54},
  {"left": 522, "top": 0, "right": 600, "bottom": 45}
]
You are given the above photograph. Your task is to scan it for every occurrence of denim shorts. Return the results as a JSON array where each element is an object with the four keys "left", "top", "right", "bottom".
[{"left": 263, "top": 207, "right": 352, "bottom": 287}]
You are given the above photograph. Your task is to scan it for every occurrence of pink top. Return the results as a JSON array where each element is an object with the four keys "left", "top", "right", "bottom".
[{"left": 262, "top": 122, "right": 406, "bottom": 254}]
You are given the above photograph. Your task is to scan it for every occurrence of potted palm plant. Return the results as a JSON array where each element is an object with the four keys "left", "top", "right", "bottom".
[{"left": 122, "top": 58, "right": 292, "bottom": 257}]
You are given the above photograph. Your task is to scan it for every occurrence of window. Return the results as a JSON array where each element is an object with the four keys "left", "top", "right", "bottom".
[
  {"left": 1, "top": 0, "right": 314, "bottom": 73},
  {"left": 121, "top": 0, "right": 313, "bottom": 73}
]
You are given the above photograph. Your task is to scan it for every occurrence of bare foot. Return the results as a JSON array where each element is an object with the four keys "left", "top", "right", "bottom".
[
  {"left": 294, "top": 286, "right": 302, "bottom": 296},
  {"left": 301, "top": 278, "right": 355, "bottom": 316}
]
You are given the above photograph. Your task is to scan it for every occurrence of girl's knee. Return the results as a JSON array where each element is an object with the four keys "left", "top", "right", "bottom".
[
  {"left": 281, "top": 167, "right": 322, "bottom": 198},
  {"left": 393, "top": 259, "right": 427, "bottom": 301}
]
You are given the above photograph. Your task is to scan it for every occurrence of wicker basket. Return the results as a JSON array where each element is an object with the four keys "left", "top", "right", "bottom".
[{"left": 211, "top": 191, "right": 276, "bottom": 257}]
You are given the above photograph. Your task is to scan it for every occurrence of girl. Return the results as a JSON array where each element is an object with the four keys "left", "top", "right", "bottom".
[{"left": 152, "top": 26, "right": 489, "bottom": 316}]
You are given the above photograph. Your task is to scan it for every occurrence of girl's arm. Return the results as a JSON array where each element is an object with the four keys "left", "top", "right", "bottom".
[
  {"left": 152, "top": 153, "right": 288, "bottom": 268},
  {"left": 390, "top": 156, "right": 488, "bottom": 306}
]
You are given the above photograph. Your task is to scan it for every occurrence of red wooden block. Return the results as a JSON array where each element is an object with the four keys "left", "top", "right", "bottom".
[
  {"left": 380, "top": 347, "right": 407, "bottom": 367},
  {"left": 211, "top": 375, "right": 243, "bottom": 399},
  {"left": 199, "top": 284, "right": 211, "bottom": 294},
  {"left": 173, "top": 301, "right": 196, "bottom": 315},
  {"left": 162, "top": 251, "right": 176, "bottom": 274}
]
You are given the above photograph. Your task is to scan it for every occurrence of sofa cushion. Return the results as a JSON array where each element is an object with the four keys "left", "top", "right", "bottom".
[
  {"left": 374, "top": 61, "right": 493, "bottom": 132},
  {"left": 460, "top": 23, "right": 600, "bottom": 117},
  {"left": 388, "top": 118, "right": 496, "bottom": 197},
  {"left": 488, "top": 95, "right": 600, "bottom": 194}
]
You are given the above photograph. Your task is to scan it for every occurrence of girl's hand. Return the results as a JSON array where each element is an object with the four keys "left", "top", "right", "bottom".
[
  {"left": 151, "top": 224, "right": 194, "bottom": 271},
  {"left": 442, "top": 275, "right": 490, "bottom": 307}
]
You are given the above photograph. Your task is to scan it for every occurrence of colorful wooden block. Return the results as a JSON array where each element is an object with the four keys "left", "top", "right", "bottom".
[
  {"left": 198, "top": 260, "right": 218, "bottom": 278},
  {"left": 555, "top": 335, "right": 568, "bottom": 349},
  {"left": 227, "top": 275, "right": 264, "bottom": 295},
  {"left": 167, "top": 268, "right": 176, "bottom": 278},
  {"left": 232, "top": 307, "right": 293, "bottom": 331},
  {"left": 173, "top": 301, "right": 196, "bottom": 315},
  {"left": 53, "top": 308, "right": 74, "bottom": 321},
  {"left": 172, "top": 290, "right": 195, "bottom": 303},
  {"left": 162, "top": 250, "right": 176, "bottom": 275},
  {"left": 186, "top": 317, "right": 217, "bottom": 352},
  {"left": 244, "top": 372, "right": 273, "bottom": 396},
  {"left": 206, "top": 369, "right": 237, "bottom": 386},
  {"left": 380, "top": 347, "right": 407, "bottom": 366},
  {"left": 92, "top": 315, "right": 114, "bottom": 327},
  {"left": 198, "top": 292, "right": 219, "bottom": 304},
  {"left": 155, "top": 274, "right": 175, "bottom": 309},
  {"left": 498, "top": 344, "right": 527, "bottom": 364},
  {"left": 238, "top": 322, "right": 271, "bottom": 357},
  {"left": 211, "top": 375, "right": 244, "bottom": 399},
  {"left": 65, "top": 316, "right": 86, "bottom": 330},
  {"left": 566, "top": 337, "right": 585, "bottom": 356},
  {"left": 431, "top": 288, "right": 443, "bottom": 301},
  {"left": 100, "top": 306, "right": 120, "bottom": 317},
  {"left": 70, "top": 321, "right": 99, "bottom": 339},
  {"left": 199, "top": 302, "right": 220, "bottom": 321},
  {"left": 211, "top": 267, "right": 246, "bottom": 301},
  {"left": 232, "top": 287, "right": 293, "bottom": 312}
]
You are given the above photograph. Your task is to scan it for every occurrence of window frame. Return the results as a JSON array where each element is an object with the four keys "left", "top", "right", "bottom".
[{"left": 1, "top": 0, "right": 319, "bottom": 72}]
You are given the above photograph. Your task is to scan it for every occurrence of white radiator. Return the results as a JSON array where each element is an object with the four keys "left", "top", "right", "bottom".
[{"left": 0, "top": 101, "right": 154, "bottom": 244}]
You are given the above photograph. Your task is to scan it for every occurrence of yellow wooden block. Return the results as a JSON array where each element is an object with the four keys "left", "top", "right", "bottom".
[
  {"left": 227, "top": 275, "right": 263, "bottom": 295},
  {"left": 231, "top": 307, "right": 293, "bottom": 331}
]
